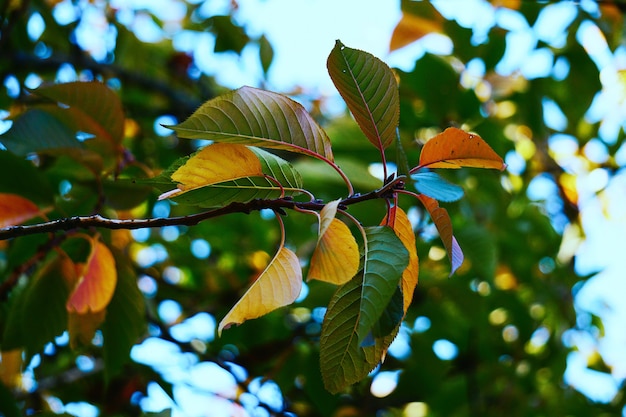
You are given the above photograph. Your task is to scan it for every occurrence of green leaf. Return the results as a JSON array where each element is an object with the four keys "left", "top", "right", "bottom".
[
  {"left": 32, "top": 81, "right": 125, "bottom": 144},
  {"left": 412, "top": 171, "right": 464, "bottom": 202},
  {"left": 102, "top": 260, "right": 146, "bottom": 380},
  {"left": 0, "top": 381, "right": 20, "bottom": 417},
  {"left": 259, "top": 34, "right": 274, "bottom": 74},
  {"left": 168, "top": 86, "right": 334, "bottom": 161},
  {"left": 2, "top": 253, "right": 70, "bottom": 358},
  {"left": 357, "top": 226, "right": 409, "bottom": 344},
  {"left": 319, "top": 274, "right": 401, "bottom": 394},
  {"left": 327, "top": 40, "right": 399, "bottom": 151},
  {"left": 168, "top": 147, "right": 302, "bottom": 207},
  {"left": 210, "top": 15, "right": 249, "bottom": 54},
  {"left": 0, "top": 109, "right": 82, "bottom": 156},
  {"left": 0, "top": 151, "right": 55, "bottom": 205},
  {"left": 371, "top": 286, "right": 404, "bottom": 339}
]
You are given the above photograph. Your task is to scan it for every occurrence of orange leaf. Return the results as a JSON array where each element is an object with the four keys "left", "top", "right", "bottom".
[
  {"left": 0, "top": 350, "right": 23, "bottom": 389},
  {"left": 0, "top": 193, "right": 45, "bottom": 227},
  {"left": 383, "top": 207, "right": 419, "bottom": 313},
  {"left": 159, "top": 143, "right": 263, "bottom": 199},
  {"left": 390, "top": 12, "right": 444, "bottom": 52},
  {"left": 308, "top": 200, "right": 359, "bottom": 285},
  {"left": 418, "top": 127, "right": 505, "bottom": 170},
  {"left": 218, "top": 246, "right": 302, "bottom": 335},
  {"left": 66, "top": 237, "right": 117, "bottom": 314},
  {"left": 418, "top": 195, "right": 463, "bottom": 276}
]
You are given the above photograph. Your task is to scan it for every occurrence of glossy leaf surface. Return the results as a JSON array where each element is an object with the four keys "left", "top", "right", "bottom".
[
  {"left": 169, "top": 86, "right": 334, "bottom": 160},
  {"left": 327, "top": 40, "right": 399, "bottom": 150}
]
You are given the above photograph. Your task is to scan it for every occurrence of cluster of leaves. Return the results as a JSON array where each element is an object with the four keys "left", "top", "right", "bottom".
[{"left": 0, "top": 38, "right": 504, "bottom": 397}]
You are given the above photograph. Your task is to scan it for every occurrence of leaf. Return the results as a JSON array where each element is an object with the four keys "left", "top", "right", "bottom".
[
  {"left": 68, "top": 309, "right": 106, "bottom": 349},
  {"left": 102, "top": 261, "right": 146, "bottom": 380},
  {"left": 163, "top": 147, "right": 303, "bottom": 207},
  {"left": 218, "top": 246, "right": 302, "bottom": 334},
  {"left": 66, "top": 237, "right": 117, "bottom": 314},
  {"left": 163, "top": 143, "right": 264, "bottom": 199},
  {"left": 32, "top": 81, "right": 125, "bottom": 144},
  {"left": 0, "top": 151, "right": 55, "bottom": 204},
  {"left": 357, "top": 226, "right": 409, "bottom": 344},
  {"left": 418, "top": 127, "right": 506, "bottom": 170},
  {"left": 383, "top": 206, "right": 419, "bottom": 314},
  {"left": 411, "top": 171, "right": 465, "bottom": 202},
  {"left": 0, "top": 193, "right": 46, "bottom": 227},
  {"left": 168, "top": 86, "right": 333, "bottom": 161},
  {"left": 418, "top": 195, "right": 464, "bottom": 275},
  {"left": 307, "top": 200, "right": 360, "bottom": 285},
  {"left": 319, "top": 274, "right": 399, "bottom": 394},
  {"left": 259, "top": 34, "right": 274, "bottom": 74},
  {"left": 390, "top": 11, "right": 444, "bottom": 52},
  {"left": 0, "top": 108, "right": 82, "bottom": 156},
  {"left": 327, "top": 40, "right": 399, "bottom": 151}
]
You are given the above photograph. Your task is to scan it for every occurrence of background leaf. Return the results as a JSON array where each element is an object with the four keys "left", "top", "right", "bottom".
[
  {"left": 66, "top": 238, "right": 117, "bottom": 314},
  {"left": 169, "top": 86, "right": 334, "bottom": 160},
  {"left": 418, "top": 127, "right": 505, "bottom": 170},
  {"left": 411, "top": 171, "right": 464, "bottom": 202},
  {"left": 218, "top": 246, "right": 302, "bottom": 334},
  {"left": 327, "top": 40, "right": 399, "bottom": 150},
  {"left": 0, "top": 193, "right": 46, "bottom": 228}
]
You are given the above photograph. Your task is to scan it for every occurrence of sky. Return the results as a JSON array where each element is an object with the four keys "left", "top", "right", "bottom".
[{"left": 13, "top": 0, "right": 626, "bottom": 415}]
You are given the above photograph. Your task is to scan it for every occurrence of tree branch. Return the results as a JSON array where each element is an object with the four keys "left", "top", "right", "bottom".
[{"left": 0, "top": 177, "right": 405, "bottom": 240}]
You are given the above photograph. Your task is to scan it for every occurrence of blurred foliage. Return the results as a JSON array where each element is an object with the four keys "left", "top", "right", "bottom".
[{"left": 0, "top": 0, "right": 625, "bottom": 416}]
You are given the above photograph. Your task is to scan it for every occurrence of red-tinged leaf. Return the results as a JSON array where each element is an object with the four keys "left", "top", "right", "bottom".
[
  {"left": 161, "top": 143, "right": 263, "bottom": 199},
  {"left": 327, "top": 40, "right": 399, "bottom": 151},
  {"left": 66, "top": 237, "right": 117, "bottom": 314},
  {"left": 218, "top": 246, "right": 302, "bottom": 335},
  {"left": 169, "top": 86, "right": 334, "bottom": 161},
  {"left": 383, "top": 207, "right": 419, "bottom": 313},
  {"left": 308, "top": 200, "right": 359, "bottom": 285},
  {"left": 0, "top": 193, "right": 46, "bottom": 227},
  {"left": 390, "top": 11, "right": 444, "bottom": 52},
  {"left": 418, "top": 127, "right": 505, "bottom": 170},
  {"left": 418, "top": 195, "right": 464, "bottom": 275}
]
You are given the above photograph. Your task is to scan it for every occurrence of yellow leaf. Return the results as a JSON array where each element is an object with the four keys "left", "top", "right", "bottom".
[
  {"left": 383, "top": 207, "right": 419, "bottom": 314},
  {"left": 218, "top": 246, "right": 302, "bottom": 335},
  {"left": 308, "top": 200, "right": 359, "bottom": 285},
  {"left": 0, "top": 350, "right": 23, "bottom": 389},
  {"left": 66, "top": 237, "right": 117, "bottom": 314},
  {"left": 68, "top": 309, "right": 107, "bottom": 349},
  {"left": 161, "top": 143, "right": 263, "bottom": 199},
  {"left": 390, "top": 12, "right": 444, "bottom": 52},
  {"left": 0, "top": 193, "right": 46, "bottom": 227},
  {"left": 418, "top": 127, "right": 506, "bottom": 170}
]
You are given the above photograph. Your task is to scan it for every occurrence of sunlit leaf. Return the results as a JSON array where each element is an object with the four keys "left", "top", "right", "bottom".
[
  {"left": 66, "top": 237, "right": 117, "bottom": 314},
  {"left": 357, "top": 226, "right": 409, "bottom": 344},
  {"left": 162, "top": 147, "right": 303, "bottom": 207},
  {"left": 327, "top": 40, "right": 399, "bottom": 151},
  {"left": 412, "top": 171, "right": 464, "bottom": 202},
  {"left": 383, "top": 206, "right": 419, "bottom": 313},
  {"left": 0, "top": 193, "right": 46, "bottom": 227},
  {"left": 308, "top": 200, "right": 359, "bottom": 285},
  {"left": 418, "top": 195, "right": 464, "bottom": 275},
  {"left": 169, "top": 86, "right": 333, "bottom": 160},
  {"left": 162, "top": 143, "right": 263, "bottom": 199},
  {"left": 390, "top": 11, "right": 444, "bottom": 52},
  {"left": 218, "top": 246, "right": 302, "bottom": 334},
  {"left": 0, "top": 350, "right": 22, "bottom": 391},
  {"left": 418, "top": 127, "right": 506, "bottom": 170}
]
